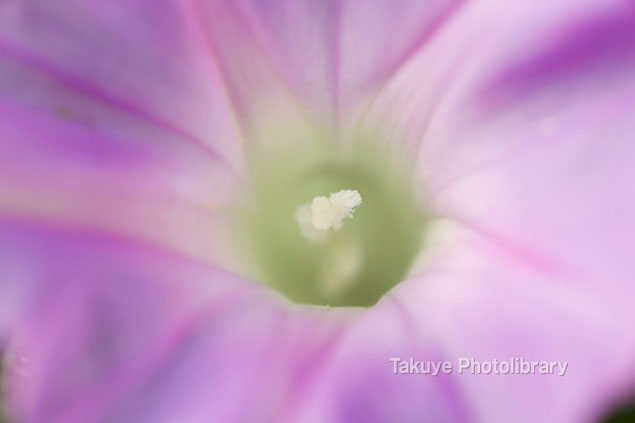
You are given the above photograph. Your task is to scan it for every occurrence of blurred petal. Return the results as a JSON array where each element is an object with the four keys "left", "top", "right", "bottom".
[
  {"left": 0, "top": 0, "right": 243, "bottom": 167},
  {"left": 287, "top": 296, "right": 471, "bottom": 423},
  {"left": 0, "top": 97, "right": 242, "bottom": 268},
  {"left": 362, "top": 0, "right": 635, "bottom": 293},
  {"left": 392, "top": 221, "right": 635, "bottom": 422},
  {"left": 192, "top": 0, "right": 461, "bottom": 126},
  {"left": 186, "top": 0, "right": 321, "bottom": 154},
  {"left": 361, "top": 0, "right": 633, "bottom": 159},
  {"left": 0, "top": 0, "right": 251, "bottom": 266},
  {"left": 352, "top": 1, "right": 635, "bottom": 420},
  {"left": 430, "top": 2, "right": 635, "bottom": 294},
  {"left": 0, "top": 219, "right": 352, "bottom": 422}
]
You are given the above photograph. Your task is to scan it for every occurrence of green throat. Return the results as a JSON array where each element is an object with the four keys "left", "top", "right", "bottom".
[{"left": 236, "top": 131, "right": 426, "bottom": 307}]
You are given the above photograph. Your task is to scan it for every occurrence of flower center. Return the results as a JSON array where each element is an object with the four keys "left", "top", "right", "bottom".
[
  {"left": 295, "top": 189, "right": 362, "bottom": 243},
  {"left": 236, "top": 134, "right": 424, "bottom": 307}
]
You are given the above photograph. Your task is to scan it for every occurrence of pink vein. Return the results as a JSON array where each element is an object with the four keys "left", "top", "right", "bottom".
[
  {"left": 0, "top": 38, "right": 236, "bottom": 174},
  {"left": 361, "top": 0, "right": 468, "bottom": 95}
]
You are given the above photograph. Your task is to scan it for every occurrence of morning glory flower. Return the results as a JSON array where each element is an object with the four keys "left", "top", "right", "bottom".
[{"left": 1, "top": 0, "right": 635, "bottom": 422}]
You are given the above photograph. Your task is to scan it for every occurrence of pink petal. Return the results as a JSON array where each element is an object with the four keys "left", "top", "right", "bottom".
[
  {"left": 0, "top": 1, "right": 250, "bottom": 266},
  {"left": 0, "top": 0, "right": 242, "bottom": 167},
  {"left": 0, "top": 97, "right": 240, "bottom": 267},
  {"left": 360, "top": 0, "right": 635, "bottom": 294},
  {"left": 0, "top": 219, "right": 352, "bottom": 422},
  {"left": 352, "top": 1, "right": 635, "bottom": 420},
  {"left": 190, "top": 0, "right": 461, "bottom": 125},
  {"left": 286, "top": 296, "right": 471, "bottom": 423},
  {"left": 426, "top": 2, "right": 635, "bottom": 295},
  {"left": 336, "top": 0, "right": 464, "bottom": 112},
  {"left": 392, "top": 224, "right": 635, "bottom": 422}
]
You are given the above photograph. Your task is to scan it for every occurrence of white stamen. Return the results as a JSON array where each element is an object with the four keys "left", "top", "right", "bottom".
[{"left": 295, "top": 189, "right": 362, "bottom": 242}]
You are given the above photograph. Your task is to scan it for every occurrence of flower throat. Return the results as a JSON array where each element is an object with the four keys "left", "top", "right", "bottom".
[{"left": 237, "top": 134, "right": 425, "bottom": 307}]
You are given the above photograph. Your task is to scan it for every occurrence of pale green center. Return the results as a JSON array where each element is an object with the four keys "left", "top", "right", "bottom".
[{"left": 237, "top": 134, "right": 425, "bottom": 307}]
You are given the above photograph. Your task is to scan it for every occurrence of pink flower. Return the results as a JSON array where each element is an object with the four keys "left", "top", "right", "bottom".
[{"left": 1, "top": 0, "right": 635, "bottom": 422}]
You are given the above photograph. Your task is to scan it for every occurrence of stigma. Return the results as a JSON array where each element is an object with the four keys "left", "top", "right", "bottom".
[{"left": 295, "top": 189, "right": 362, "bottom": 243}]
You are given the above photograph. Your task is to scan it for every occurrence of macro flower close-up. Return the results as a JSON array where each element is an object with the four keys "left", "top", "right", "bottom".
[{"left": 2, "top": 0, "right": 635, "bottom": 422}]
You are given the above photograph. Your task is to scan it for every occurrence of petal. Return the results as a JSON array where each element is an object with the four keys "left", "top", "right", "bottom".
[
  {"left": 362, "top": 0, "right": 635, "bottom": 294},
  {"left": 0, "top": 0, "right": 242, "bottom": 167},
  {"left": 190, "top": 0, "right": 462, "bottom": 126},
  {"left": 359, "top": 0, "right": 635, "bottom": 163},
  {"left": 335, "top": 0, "right": 464, "bottom": 112},
  {"left": 0, "top": 97, "right": 240, "bottom": 268},
  {"left": 429, "top": 2, "right": 635, "bottom": 293},
  {"left": 353, "top": 1, "right": 635, "bottom": 420},
  {"left": 287, "top": 296, "right": 472, "bottom": 423},
  {"left": 392, "top": 221, "right": 635, "bottom": 422},
  {"left": 0, "top": 219, "right": 351, "bottom": 422},
  {"left": 0, "top": 1, "right": 248, "bottom": 267}
]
